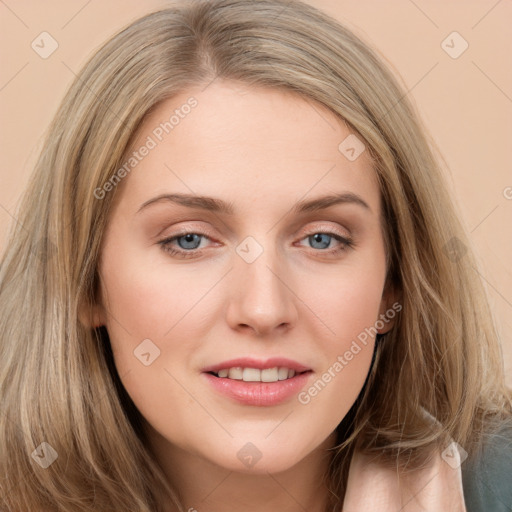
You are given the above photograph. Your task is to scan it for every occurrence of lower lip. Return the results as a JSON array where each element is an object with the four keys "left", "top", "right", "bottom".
[{"left": 202, "top": 371, "right": 312, "bottom": 406}]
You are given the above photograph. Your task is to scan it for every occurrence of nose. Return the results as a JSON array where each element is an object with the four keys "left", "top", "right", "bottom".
[{"left": 225, "top": 243, "right": 299, "bottom": 337}]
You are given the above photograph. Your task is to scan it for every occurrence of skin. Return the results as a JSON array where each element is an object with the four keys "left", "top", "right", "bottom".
[{"left": 84, "top": 80, "right": 396, "bottom": 512}]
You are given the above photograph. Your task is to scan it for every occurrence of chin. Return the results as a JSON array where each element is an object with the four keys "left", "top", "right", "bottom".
[{"left": 205, "top": 440, "right": 311, "bottom": 475}]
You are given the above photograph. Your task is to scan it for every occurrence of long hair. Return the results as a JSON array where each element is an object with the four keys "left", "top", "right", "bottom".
[{"left": 1, "top": 0, "right": 511, "bottom": 510}]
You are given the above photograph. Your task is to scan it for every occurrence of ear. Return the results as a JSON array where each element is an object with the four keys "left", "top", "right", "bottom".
[
  {"left": 376, "top": 282, "right": 401, "bottom": 334},
  {"left": 78, "top": 298, "right": 107, "bottom": 329}
]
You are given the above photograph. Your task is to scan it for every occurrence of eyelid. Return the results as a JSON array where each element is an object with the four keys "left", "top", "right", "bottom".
[
  {"left": 158, "top": 222, "right": 218, "bottom": 240},
  {"left": 158, "top": 220, "right": 351, "bottom": 243},
  {"left": 298, "top": 221, "right": 351, "bottom": 237}
]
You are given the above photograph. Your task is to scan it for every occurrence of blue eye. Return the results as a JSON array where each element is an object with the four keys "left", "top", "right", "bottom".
[
  {"left": 309, "top": 233, "right": 330, "bottom": 249},
  {"left": 172, "top": 233, "right": 203, "bottom": 250},
  {"left": 159, "top": 232, "right": 209, "bottom": 258},
  {"left": 296, "top": 232, "right": 354, "bottom": 256}
]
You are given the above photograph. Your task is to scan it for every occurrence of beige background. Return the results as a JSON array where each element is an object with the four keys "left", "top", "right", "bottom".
[{"left": 1, "top": 1, "right": 511, "bottom": 384}]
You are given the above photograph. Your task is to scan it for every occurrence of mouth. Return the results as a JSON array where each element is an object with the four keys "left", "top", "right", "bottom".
[{"left": 201, "top": 357, "right": 313, "bottom": 406}]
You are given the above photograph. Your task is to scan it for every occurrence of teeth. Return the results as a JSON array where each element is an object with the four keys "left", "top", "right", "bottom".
[
  {"left": 261, "top": 367, "right": 278, "bottom": 382},
  {"left": 228, "top": 367, "right": 243, "bottom": 380},
  {"left": 243, "top": 368, "right": 261, "bottom": 382},
  {"left": 278, "top": 367, "right": 289, "bottom": 380},
  {"left": 214, "top": 366, "right": 301, "bottom": 382}
]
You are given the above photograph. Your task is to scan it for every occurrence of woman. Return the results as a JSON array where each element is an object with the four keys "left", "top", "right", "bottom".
[{"left": 1, "top": 1, "right": 511, "bottom": 510}]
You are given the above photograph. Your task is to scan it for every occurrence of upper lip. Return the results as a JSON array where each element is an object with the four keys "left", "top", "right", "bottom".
[{"left": 202, "top": 357, "right": 312, "bottom": 374}]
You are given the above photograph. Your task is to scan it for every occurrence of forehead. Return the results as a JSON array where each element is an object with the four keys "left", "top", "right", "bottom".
[{"left": 112, "top": 80, "right": 380, "bottom": 216}]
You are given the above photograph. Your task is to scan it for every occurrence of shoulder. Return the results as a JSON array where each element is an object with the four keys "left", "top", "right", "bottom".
[{"left": 461, "top": 420, "right": 512, "bottom": 512}]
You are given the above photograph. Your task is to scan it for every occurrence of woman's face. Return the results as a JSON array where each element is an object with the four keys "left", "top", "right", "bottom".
[{"left": 92, "top": 80, "right": 395, "bottom": 475}]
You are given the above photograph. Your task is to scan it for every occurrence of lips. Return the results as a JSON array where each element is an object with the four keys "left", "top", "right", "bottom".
[{"left": 201, "top": 357, "right": 313, "bottom": 406}]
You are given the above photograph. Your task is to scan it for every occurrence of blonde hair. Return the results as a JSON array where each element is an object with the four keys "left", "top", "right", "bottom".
[{"left": 1, "top": 0, "right": 510, "bottom": 510}]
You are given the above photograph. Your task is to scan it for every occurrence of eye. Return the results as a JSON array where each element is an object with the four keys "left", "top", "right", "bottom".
[
  {"left": 158, "top": 229, "right": 354, "bottom": 259},
  {"left": 158, "top": 231, "right": 213, "bottom": 259},
  {"left": 296, "top": 231, "right": 354, "bottom": 256}
]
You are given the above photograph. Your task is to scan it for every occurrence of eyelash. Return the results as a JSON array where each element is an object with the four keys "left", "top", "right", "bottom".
[{"left": 158, "top": 229, "right": 354, "bottom": 259}]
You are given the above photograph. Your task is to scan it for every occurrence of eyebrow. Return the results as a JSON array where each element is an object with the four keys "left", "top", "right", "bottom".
[{"left": 136, "top": 191, "right": 371, "bottom": 216}]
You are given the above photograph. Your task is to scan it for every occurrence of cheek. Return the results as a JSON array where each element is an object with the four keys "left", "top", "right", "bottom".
[
  {"left": 301, "top": 254, "right": 386, "bottom": 345},
  {"left": 297, "top": 272, "right": 383, "bottom": 412},
  {"left": 98, "top": 241, "right": 214, "bottom": 392},
  {"left": 98, "top": 250, "right": 197, "bottom": 441},
  {"left": 294, "top": 251, "right": 386, "bottom": 414},
  {"left": 99, "top": 242, "right": 206, "bottom": 342}
]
